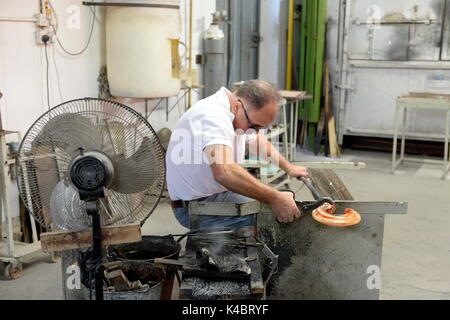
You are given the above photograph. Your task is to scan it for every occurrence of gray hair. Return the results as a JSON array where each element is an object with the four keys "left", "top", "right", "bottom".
[{"left": 235, "top": 80, "right": 281, "bottom": 110}]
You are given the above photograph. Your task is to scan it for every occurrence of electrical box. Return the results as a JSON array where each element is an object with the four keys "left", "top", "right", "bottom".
[
  {"left": 35, "top": 13, "right": 49, "bottom": 27},
  {"left": 35, "top": 29, "right": 55, "bottom": 45}
]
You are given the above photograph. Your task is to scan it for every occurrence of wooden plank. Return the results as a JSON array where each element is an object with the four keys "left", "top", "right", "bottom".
[
  {"left": 309, "top": 168, "right": 352, "bottom": 200},
  {"left": 328, "top": 113, "right": 340, "bottom": 158},
  {"left": 40, "top": 223, "right": 141, "bottom": 253},
  {"left": 323, "top": 60, "right": 341, "bottom": 158},
  {"left": 104, "top": 269, "right": 133, "bottom": 291},
  {"left": 278, "top": 90, "right": 308, "bottom": 100},
  {"left": 246, "top": 238, "right": 264, "bottom": 295}
]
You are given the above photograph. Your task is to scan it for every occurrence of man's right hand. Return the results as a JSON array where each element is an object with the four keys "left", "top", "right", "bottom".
[{"left": 270, "top": 191, "right": 301, "bottom": 223}]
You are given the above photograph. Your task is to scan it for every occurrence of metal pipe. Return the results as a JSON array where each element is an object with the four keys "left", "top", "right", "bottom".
[
  {"left": 82, "top": 1, "right": 179, "bottom": 9},
  {"left": 285, "top": 0, "right": 294, "bottom": 90},
  {"left": 187, "top": 0, "right": 193, "bottom": 108},
  {"left": 337, "top": 0, "right": 352, "bottom": 144},
  {"left": 0, "top": 17, "right": 38, "bottom": 22}
]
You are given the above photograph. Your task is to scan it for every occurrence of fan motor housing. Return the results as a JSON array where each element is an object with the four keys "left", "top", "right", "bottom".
[{"left": 68, "top": 151, "right": 115, "bottom": 200}]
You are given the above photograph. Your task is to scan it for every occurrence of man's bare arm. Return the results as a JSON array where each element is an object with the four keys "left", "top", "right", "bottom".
[
  {"left": 248, "top": 133, "right": 308, "bottom": 177},
  {"left": 204, "top": 144, "right": 280, "bottom": 204}
]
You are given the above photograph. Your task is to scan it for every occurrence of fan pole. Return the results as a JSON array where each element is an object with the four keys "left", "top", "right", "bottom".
[{"left": 86, "top": 201, "right": 104, "bottom": 300}]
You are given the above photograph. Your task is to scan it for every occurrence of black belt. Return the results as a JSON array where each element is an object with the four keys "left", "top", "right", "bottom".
[
  {"left": 170, "top": 200, "right": 187, "bottom": 210},
  {"left": 170, "top": 197, "right": 209, "bottom": 210}
]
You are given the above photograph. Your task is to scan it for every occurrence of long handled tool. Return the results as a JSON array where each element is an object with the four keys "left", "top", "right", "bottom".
[
  {"left": 298, "top": 176, "right": 361, "bottom": 227},
  {"left": 298, "top": 176, "right": 334, "bottom": 212}
]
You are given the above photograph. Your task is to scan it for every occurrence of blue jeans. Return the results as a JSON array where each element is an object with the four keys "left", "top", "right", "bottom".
[{"left": 173, "top": 191, "right": 255, "bottom": 229}]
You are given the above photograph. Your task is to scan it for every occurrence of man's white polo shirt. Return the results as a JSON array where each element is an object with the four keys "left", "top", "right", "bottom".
[{"left": 165, "top": 87, "right": 255, "bottom": 201}]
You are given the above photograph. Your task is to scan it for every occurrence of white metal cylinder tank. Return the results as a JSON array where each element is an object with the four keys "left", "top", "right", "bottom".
[
  {"left": 106, "top": 0, "right": 181, "bottom": 98},
  {"left": 203, "top": 23, "right": 226, "bottom": 98}
]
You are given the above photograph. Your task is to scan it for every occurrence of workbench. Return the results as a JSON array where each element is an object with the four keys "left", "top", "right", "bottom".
[{"left": 186, "top": 170, "right": 408, "bottom": 300}]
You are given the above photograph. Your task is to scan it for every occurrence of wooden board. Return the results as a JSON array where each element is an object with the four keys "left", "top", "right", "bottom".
[
  {"left": 40, "top": 223, "right": 141, "bottom": 252},
  {"left": 323, "top": 60, "right": 341, "bottom": 158},
  {"left": 278, "top": 90, "right": 310, "bottom": 100},
  {"left": 308, "top": 169, "right": 353, "bottom": 200}
]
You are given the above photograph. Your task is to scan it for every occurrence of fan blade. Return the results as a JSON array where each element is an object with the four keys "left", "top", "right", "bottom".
[
  {"left": 50, "top": 181, "right": 116, "bottom": 230},
  {"left": 50, "top": 180, "right": 90, "bottom": 230},
  {"left": 109, "top": 136, "right": 161, "bottom": 194},
  {"left": 32, "top": 113, "right": 102, "bottom": 155}
]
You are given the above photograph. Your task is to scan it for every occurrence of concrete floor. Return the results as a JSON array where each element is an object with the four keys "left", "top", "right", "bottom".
[{"left": 1, "top": 148, "right": 449, "bottom": 299}]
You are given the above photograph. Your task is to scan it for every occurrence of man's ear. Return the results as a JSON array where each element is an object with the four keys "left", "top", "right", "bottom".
[{"left": 230, "top": 99, "right": 239, "bottom": 115}]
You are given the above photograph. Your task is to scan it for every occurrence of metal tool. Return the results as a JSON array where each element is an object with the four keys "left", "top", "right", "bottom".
[
  {"left": 298, "top": 176, "right": 362, "bottom": 227},
  {"left": 256, "top": 237, "right": 278, "bottom": 287},
  {"left": 298, "top": 176, "right": 334, "bottom": 212}
]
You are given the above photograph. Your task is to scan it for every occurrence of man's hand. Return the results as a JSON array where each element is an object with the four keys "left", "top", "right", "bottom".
[
  {"left": 286, "top": 164, "right": 308, "bottom": 178},
  {"left": 270, "top": 191, "right": 301, "bottom": 223}
]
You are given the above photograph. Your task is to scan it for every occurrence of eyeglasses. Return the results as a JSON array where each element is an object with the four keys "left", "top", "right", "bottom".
[{"left": 238, "top": 99, "right": 265, "bottom": 132}]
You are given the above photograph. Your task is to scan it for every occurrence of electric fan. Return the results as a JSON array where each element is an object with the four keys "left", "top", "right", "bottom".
[{"left": 15, "top": 97, "right": 166, "bottom": 300}]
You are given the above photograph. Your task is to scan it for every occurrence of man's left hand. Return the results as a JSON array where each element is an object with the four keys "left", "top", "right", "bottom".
[{"left": 286, "top": 164, "right": 308, "bottom": 178}]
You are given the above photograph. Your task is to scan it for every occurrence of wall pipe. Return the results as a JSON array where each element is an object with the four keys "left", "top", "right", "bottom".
[
  {"left": 285, "top": 0, "right": 294, "bottom": 90},
  {"left": 187, "top": 0, "right": 193, "bottom": 108},
  {"left": 0, "top": 17, "right": 37, "bottom": 22}
]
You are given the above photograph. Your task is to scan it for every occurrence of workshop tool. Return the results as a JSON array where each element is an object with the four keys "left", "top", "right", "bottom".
[
  {"left": 299, "top": 176, "right": 361, "bottom": 227},
  {"left": 298, "top": 176, "right": 334, "bottom": 212},
  {"left": 256, "top": 237, "right": 278, "bottom": 287}
]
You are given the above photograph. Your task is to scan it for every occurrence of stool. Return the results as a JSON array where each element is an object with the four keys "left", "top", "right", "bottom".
[
  {"left": 278, "top": 90, "right": 313, "bottom": 161},
  {"left": 392, "top": 93, "right": 450, "bottom": 180}
]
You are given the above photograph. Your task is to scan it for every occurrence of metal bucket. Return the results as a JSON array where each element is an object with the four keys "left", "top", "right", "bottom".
[
  {"left": 106, "top": 235, "right": 181, "bottom": 262},
  {"left": 84, "top": 260, "right": 166, "bottom": 300},
  {"left": 105, "top": 235, "right": 181, "bottom": 300}
]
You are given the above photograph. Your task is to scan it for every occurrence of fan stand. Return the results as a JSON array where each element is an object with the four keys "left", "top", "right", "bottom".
[{"left": 85, "top": 200, "right": 105, "bottom": 300}]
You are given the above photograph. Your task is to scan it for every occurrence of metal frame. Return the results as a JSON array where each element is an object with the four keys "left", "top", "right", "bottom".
[
  {"left": 0, "top": 130, "right": 41, "bottom": 278},
  {"left": 392, "top": 95, "right": 450, "bottom": 179},
  {"left": 140, "top": 86, "right": 203, "bottom": 121},
  {"left": 188, "top": 200, "right": 408, "bottom": 217}
]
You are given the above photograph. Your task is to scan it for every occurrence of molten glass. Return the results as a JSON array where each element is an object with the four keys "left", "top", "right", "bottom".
[{"left": 312, "top": 203, "right": 361, "bottom": 227}]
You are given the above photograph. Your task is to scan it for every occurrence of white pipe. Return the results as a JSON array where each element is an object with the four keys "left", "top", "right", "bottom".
[
  {"left": 0, "top": 17, "right": 38, "bottom": 22},
  {"left": 337, "top": 0, "right": 352, "bottom": 145}
]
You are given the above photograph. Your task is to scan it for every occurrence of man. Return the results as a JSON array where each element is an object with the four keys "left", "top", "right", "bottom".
[{"left": 165, "top": 80, "right": 308, "bottom": 229}]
